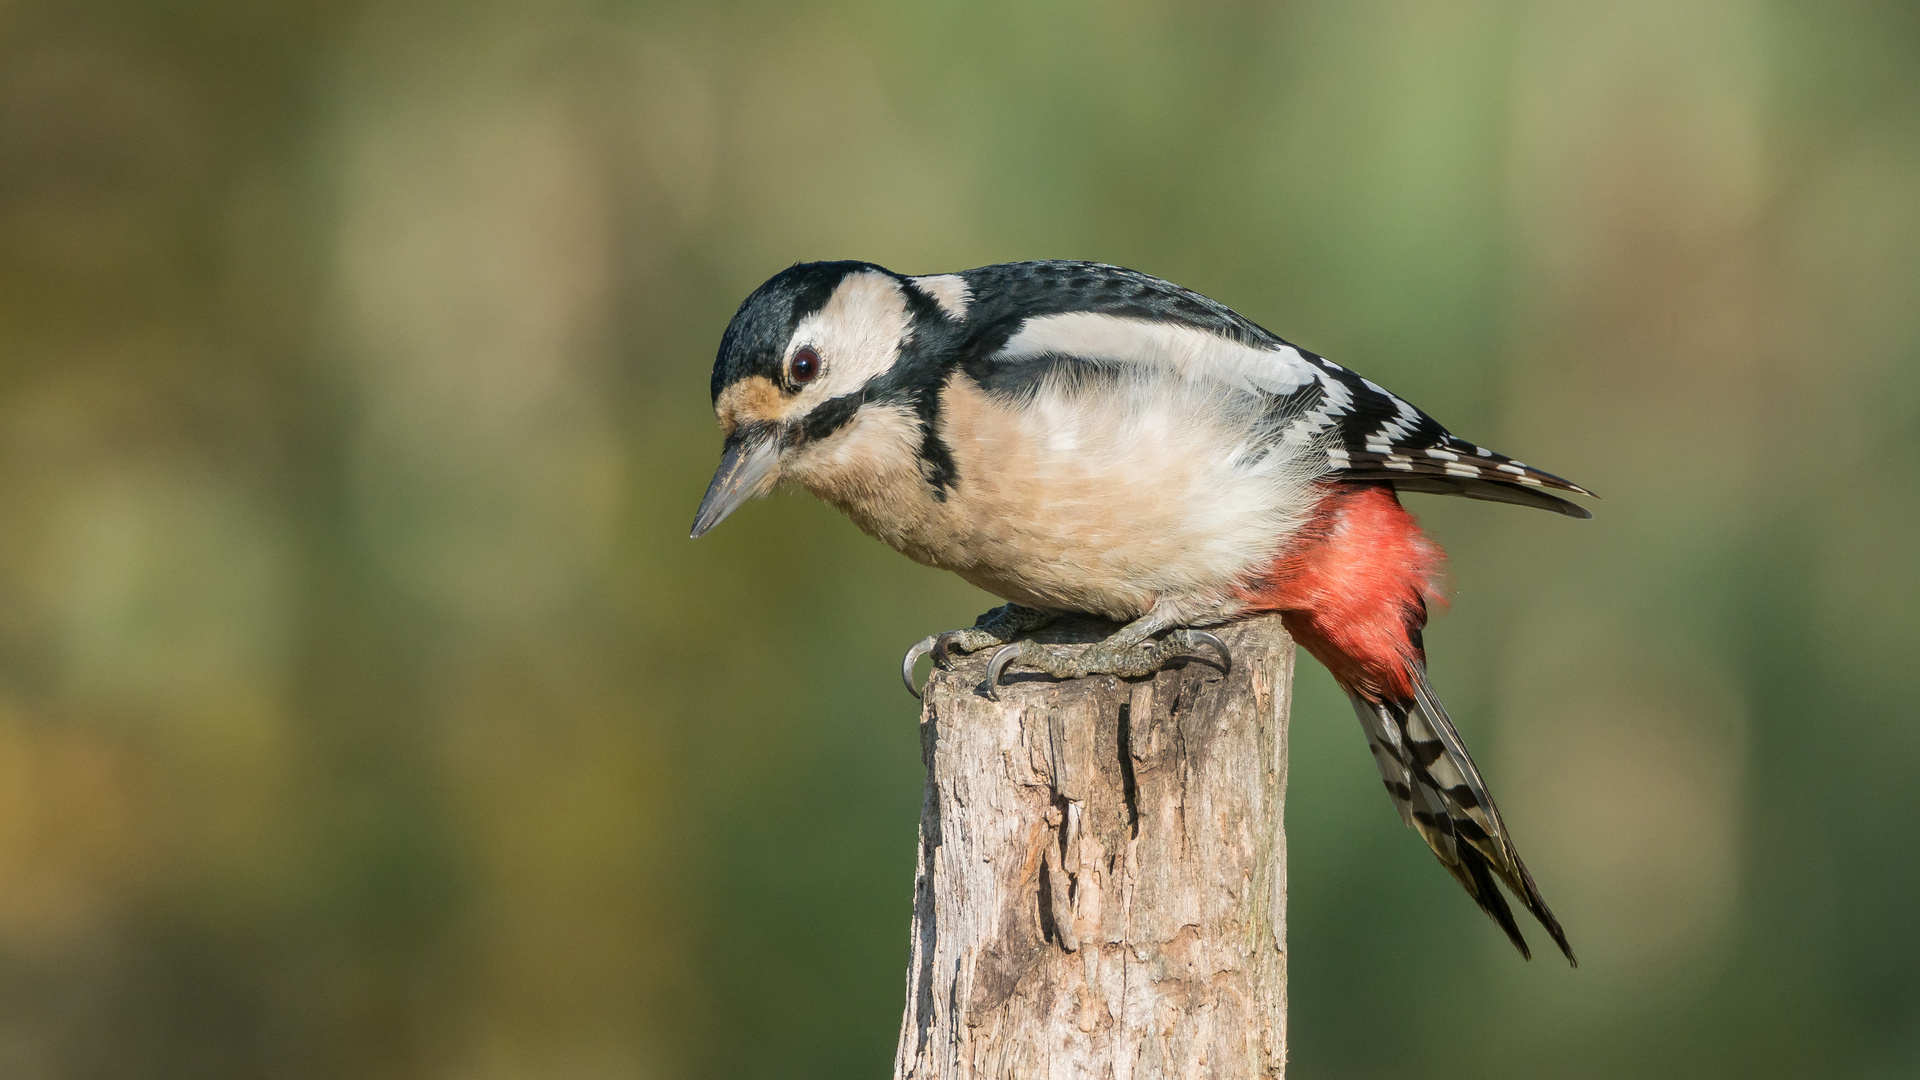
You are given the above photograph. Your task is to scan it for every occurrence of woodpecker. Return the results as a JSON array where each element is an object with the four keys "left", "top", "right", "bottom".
[{"left": 692, "top": 259, "right": 1589, "bottom": 964}]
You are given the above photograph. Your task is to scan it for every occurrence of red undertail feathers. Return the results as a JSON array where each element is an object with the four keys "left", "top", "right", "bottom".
[{"left": 1241, "top": 482, "right": 1575, "bottom": 965}]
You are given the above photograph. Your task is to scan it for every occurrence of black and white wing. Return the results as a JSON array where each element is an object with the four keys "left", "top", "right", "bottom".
[
  {"left": 1275, "top": 350, "right": 1595, "bottom": 517},
  {"left": 951, "top": 261, "right": 1595, "bottom": 517}
]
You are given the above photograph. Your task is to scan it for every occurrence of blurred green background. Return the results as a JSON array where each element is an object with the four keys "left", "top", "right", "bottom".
[{"left": 0, "top": 0, "right": 1916, "bottom": 1076}]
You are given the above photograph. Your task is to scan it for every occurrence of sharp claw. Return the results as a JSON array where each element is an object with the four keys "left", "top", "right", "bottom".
[
  {"left": 1187, "top": 631, "right": 1232, "bottom": 675},
  {"left": 902, "top": 636, "right": 937, "bottom": 699},
  {"left": 985, "top": 643, "right": 1024, "bottom": 702},
  {"left": 933, "top": 629, "right": 969, "bottom": 669}
]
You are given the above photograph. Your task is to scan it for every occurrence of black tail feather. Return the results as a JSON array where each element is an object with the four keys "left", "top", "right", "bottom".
[
  {"left": 1347, "top": 667, "right": 1577, "bottom": 966},
  {"left": 1458, "top": 843, "right": 1532, "bottom": 961}
]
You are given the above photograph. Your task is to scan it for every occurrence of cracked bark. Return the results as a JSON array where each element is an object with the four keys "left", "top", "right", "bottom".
[{"left": 895, "top": 615, "right": 1291, "bottom": 1079}]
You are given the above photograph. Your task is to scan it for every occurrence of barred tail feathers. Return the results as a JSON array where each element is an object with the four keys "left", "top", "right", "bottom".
[{"left": 1348, "top": 667, "right": 1574, "bottom": 966}]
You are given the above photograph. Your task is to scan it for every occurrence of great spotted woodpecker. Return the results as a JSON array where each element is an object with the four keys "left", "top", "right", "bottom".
[{"left": 693, "top": 260, "right": 1590, "bottom": 964}]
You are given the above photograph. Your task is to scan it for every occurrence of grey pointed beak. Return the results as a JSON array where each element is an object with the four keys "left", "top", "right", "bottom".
[{"left": 690, "top": 430, "right": 781, "bottom": 538}]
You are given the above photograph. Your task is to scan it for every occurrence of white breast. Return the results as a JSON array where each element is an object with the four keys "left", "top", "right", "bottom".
[
  {"left": 784, "top": 367, "right": 1327, "bottom": 620},
  {"left": 923, "top": 372, "right": 1324, "bottom": 619}
]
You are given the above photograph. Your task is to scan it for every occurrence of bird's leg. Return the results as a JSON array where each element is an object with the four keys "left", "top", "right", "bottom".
[
  {"left": 902, "top": 604, "right": 1057, "bottom": 698},
  {"left": 983, "top": 598, "right": 1233, "bottom": 701}
]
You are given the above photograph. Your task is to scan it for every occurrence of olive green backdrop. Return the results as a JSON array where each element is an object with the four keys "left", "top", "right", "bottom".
[{"left": 0, "top": 1, "right": 1915, "bottom": 1077}]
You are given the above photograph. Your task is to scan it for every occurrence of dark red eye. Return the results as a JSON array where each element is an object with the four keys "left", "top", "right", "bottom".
[{"left": 790, "top": 346, "right": 820, "bottom": 384}]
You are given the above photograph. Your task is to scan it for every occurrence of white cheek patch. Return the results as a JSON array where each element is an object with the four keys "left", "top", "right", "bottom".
[
  {"left": 787, "top": 270, "right": 911, "bottom": 404},
  {"left": 787, "top": 402, "right": 922, "bottom": 487},
  {"left": 995, "top": 311, "right": 1317, "bottom": 396},
  {"left": 910, "top": 274, "right": 971, "bottom": 320}
]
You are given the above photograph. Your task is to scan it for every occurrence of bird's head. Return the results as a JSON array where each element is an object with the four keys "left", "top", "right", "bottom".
[{"left": 691, "top": 260, "right": 962, "bottom": 537}]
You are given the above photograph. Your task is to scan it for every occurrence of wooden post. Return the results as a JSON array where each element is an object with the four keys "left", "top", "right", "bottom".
[{"left": 895, "top": 615, "right": 1292, "bottom": 1079}]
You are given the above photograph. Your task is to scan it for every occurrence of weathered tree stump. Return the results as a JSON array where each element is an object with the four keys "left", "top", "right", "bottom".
[{"left": 895, "top": 615, "right": 1292, "bottom": 1079}]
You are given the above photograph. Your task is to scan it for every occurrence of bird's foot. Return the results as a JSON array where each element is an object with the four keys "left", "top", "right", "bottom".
[
  {"left": 902, "top": 604, "right": 1057, "bottom": 698},
  {"left": 983, "top": 630, "right": 1231, "bottom": 701}
]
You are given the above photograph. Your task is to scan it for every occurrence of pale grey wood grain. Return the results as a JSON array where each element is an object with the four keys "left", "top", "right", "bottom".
[{"left": 895, "top": 615, "right": 1292, "bottom": 1079}]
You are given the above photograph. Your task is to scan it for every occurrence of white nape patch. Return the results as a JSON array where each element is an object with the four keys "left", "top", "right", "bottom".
[
  {"left": 995, "top": 311, "right": 1317, "bottom": 396},
  {"left": 787, "top": 270, "right": 912, "bottom": 404},
  {"left": 910, "top": 274, "right": 971, "bottom": 320}
]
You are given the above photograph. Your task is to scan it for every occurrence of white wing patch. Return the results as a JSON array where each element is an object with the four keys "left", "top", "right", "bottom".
[
  {"left": 976, "top": 290, "right": 1593, "bottom": 510},
  {"left": 995, "top": 311, "right": 1318, "bottom": 396},
  {"left": 909, "top": 274, "right": 971, "bottom": 320}
]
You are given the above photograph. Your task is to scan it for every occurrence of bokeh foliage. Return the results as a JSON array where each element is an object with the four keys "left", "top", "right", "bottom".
[{"left": 0, "top": 1, "right": 1917, "bottom": 1076}]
